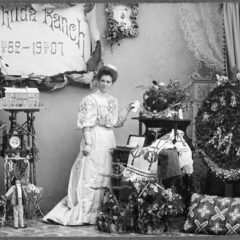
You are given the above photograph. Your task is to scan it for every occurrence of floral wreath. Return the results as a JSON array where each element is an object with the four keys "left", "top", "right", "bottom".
[
  {"left": 104, "top": 3, "right": 139, "bottom": 49},
  {"left": 195, "top": 70, "right": 240, "bottom": 182}
]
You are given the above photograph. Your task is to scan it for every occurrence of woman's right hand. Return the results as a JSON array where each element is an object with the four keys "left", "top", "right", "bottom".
[
  {"left": 83, "top": 144, "right": 92, "bottom": 156},
  {"left": 126, "top": 101, "right": 135, "bottom": 112}
]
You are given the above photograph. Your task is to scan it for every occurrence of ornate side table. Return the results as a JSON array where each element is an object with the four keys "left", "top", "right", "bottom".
[{"left": 132, "top": 117, "right": 193, "bottom": 148}]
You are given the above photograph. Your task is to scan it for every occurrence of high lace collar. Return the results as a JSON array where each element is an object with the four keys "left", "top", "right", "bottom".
[{"left": 94, "top": 89, "right": 111, "bottom": 99}]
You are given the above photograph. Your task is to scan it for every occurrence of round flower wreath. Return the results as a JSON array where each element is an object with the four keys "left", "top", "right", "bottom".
[
  {"left": 104, "top": 3, "right": 139, "bottom": 49},
  {"left": 195, "top": 75, "right": 240, "bottom": 182}
]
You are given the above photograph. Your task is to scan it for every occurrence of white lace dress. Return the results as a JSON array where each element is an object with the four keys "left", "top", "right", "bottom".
[{"left": 43, "top": 92, "right": 124, "bottom": 225}]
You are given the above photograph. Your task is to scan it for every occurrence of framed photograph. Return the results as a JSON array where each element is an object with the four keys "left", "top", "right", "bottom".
[
  {"left": 127, "top": 135, "right": 146, "bottom": 148},
  {"left": 112, "top": 4, "right": 132, "bottom": 28}
]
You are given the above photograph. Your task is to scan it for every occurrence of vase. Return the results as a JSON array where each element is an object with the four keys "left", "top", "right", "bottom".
[{"left": 178, "top": 108, "right": 183, "bottom": 119}]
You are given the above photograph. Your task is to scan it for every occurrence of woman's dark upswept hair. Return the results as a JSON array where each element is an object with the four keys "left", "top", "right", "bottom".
[{"left": 97, "top": 66, "right": 118, "bottom": 83}]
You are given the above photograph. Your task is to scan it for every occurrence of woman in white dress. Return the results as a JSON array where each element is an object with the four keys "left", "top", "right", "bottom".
[{"left": 43, "top": 65, "right": 132, "bottom": 226}]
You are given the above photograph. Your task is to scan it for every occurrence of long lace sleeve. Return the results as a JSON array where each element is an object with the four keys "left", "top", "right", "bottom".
[{"left": 77, "top": 95, "right": 97, "bottom": 129}]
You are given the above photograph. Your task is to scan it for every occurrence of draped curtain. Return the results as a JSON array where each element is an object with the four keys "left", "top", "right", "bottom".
[
  {"left": 223, "top": 3, "right": 240, "bottom": 72},
  {"left": 178, "top": 3, "right": 225, "bottom": 72}
]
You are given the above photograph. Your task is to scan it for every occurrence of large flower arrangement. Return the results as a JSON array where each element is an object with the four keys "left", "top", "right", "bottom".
[
  {"left": 96, "top": 182, "right": 184, "bottom": 234},
  {"left": 104, "top": 3, "right": 139, "bottom": 49},
  {"left": 136, "top": 183, "right": 184, "bottom": 234},
  {"left": 195, "top": 70, "right": 240, "bottom": 182},
  {"left": 139, "top": 79, "right": 190, "bottom": 118}
]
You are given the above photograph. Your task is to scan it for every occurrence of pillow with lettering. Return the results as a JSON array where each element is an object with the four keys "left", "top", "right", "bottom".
[{"left": 183, "top": 193, "right": 240, "bottom": 235}]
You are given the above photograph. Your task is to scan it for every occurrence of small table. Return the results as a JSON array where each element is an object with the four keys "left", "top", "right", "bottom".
[{"left": 132, "top": 117, "right": 192, "bottom": 148}]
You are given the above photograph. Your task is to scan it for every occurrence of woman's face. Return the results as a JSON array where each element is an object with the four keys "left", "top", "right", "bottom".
[{"left": 98, "top": 75, "right": 113, "bottom": 93}]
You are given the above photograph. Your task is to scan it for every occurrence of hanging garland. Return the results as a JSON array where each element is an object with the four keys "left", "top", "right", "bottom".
[
  {"left": 0, "top": 69, "right": 97, "bottom": 91},
  {"left": 195, "top": 72, "right": 240, "bottom": 182}
]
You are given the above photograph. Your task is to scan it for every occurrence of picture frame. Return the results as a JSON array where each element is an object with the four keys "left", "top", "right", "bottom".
[
  {"left": 105, "top": 3, "right": 139, "bottom": 48},
  {"left": 127, "top": 135, "right": 146, "bottom": 148}
]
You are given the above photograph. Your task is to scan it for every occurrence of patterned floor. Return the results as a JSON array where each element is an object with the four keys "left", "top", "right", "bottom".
[
  {"left": 2, "top": 218, "right": 240, "bottom": 240},
  {"left": 0, "top": 217, "right": 188, "bottom": 238}
]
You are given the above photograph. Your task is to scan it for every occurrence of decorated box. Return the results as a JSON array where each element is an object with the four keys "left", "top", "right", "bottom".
[{"left": 0, "top": 87, "right": 40, "bottom": 109}]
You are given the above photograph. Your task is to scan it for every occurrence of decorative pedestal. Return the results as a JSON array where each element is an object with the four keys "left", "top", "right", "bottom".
[
  {"left": 0, "top": 108, "right": 43, "bottom": 224},
  {"left": 2, "top": 109, "right": 40, "bottom": 190}
]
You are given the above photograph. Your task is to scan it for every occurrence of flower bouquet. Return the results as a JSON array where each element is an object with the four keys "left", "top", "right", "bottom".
[
  {"left": 24, "top": 183, "right": 43, "bottom": 219},
  {"left": 136, "top": 182, "right": 184, "bottom": 234},
  {"left": 216, "top": 68, "right": 240, "bottom": 87},
  {"left": 97, "top": 187, "right": 132, "bottom": 233},
  {"left": 4, "top": 158, "right": 30, "bottom": 184},
  {"left": 138, "top": 79, "right": 190, "bottom": 119},
  {"left": 96, "top": 182, "right": 184, "bottom": 234}
]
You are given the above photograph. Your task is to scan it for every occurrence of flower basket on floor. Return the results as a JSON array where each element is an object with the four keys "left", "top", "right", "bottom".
[
  {"left": 136, "top": 182, "right": 184, "bottom": 234},
  {"left": 24, "top": 184, "right": 43, "bottom": 219},
  {"left": 96, "top": 183, "right": 184, "bottom": 234},
  {"left": 96, "top": 186, "right": 134, "bottom": 233}
]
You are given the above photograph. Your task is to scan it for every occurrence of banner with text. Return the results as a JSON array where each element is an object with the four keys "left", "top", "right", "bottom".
[{"left": 0, "top": 4, "right": 91, "bottom": 76}]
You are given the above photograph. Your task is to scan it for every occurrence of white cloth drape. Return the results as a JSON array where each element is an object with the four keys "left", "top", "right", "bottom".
[
  {"left": 223, "top": 3, "right": 240, "bottom": 71},
  {"left": 123, "top": 130, "right": 193, "bottom": 182},
  {"left": 178, "top": 3, "right": 224, "bottom": 71}
]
